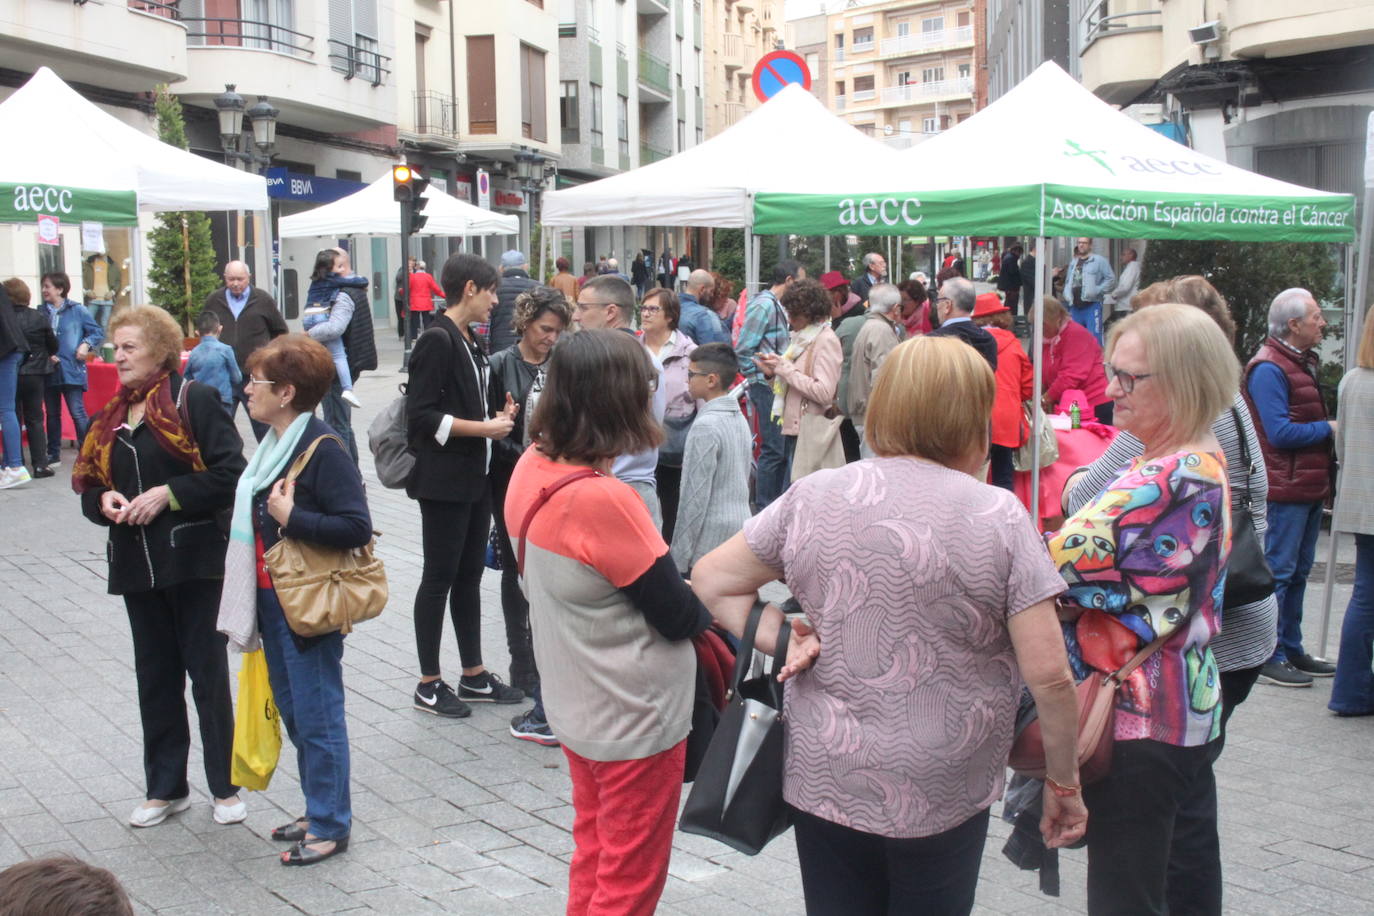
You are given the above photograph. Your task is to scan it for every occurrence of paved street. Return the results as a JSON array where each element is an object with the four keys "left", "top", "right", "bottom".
[{"left": 0, "top": 332, "right": 1370, "bottom": 915}]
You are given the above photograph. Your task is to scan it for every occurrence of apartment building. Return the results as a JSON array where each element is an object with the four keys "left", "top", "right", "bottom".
[
  {"left": 702, "top": 0, "right": 784, "bottom": 137},
  {"left": 985, "top": 0, "right": 1071, "bottom": 102},
  {"left": 556, "top": 0, "right": 707, "bottom": 271}
]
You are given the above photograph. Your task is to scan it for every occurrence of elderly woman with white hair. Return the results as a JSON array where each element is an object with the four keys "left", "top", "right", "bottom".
[
  {"left": 1048, "top": 303, "right": 1238, "bottom": 914},
  {"left": 846, "top": 282, "right": 903, "bottom": 458}
]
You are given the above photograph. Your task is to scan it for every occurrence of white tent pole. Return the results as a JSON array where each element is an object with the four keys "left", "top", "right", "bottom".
[
  {"left": 1317, "top": 527, "right": 1340, "bottom": 659},
  {"left": 1351, "top": 187, "right": 1373, "bottom": 370},
  {"left": 1029, "top": 234, "right": 1047, "bottom": 522},
  {"left": 824, "top": 235, "right": 831, "bottom": 272},
  {"left": 130, "top": 220, "right": 146, "bottom": 307}
]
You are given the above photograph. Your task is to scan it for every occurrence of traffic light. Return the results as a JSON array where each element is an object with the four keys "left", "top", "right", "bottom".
[
  {"left": 409, "top": 167, "right": 430, "bottom": 234},
  {"left": 391, "top": 163, "right": 414, "bottom": 202}
]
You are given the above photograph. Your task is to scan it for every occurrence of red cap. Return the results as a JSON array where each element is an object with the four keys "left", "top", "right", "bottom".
[
  {"left": 819, "top": 270, "right": 849, "bottom": 291},
  {"left": 973, "top": 292, "right": 1009, "bottom": 319}
]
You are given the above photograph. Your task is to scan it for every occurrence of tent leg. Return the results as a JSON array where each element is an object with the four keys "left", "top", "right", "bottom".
[
  {"left": 1029, "top": 235, "right": 1048, "bottom": 523},
  {"left": 1351, "top": 187, "right": 1374, "bottom": 372},
  {"left": 1317, "top": 528, "right": 1340, "bottom": 659},
  {"left": 129, "top": 221, "right": 146, "bottom": 309},
  {"left": 824, "top": 235, "right": 831, "bottom": 272}
]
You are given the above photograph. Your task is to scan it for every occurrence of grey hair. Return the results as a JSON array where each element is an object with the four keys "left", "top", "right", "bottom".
[
  {"left": 868, "top": 283, "right": 900, "bottom": 315},
  {"left": 1269, "top": 288, "right": 1313, "bottom": 339},
  {"left": 940, "top": 277, "right": 976, "bottom": 313},
  {"left": 863, "top": 252, "right": 883, "bottom": 269}
]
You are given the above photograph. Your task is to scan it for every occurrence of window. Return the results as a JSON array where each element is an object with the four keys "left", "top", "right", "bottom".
[
  {"left": 896, "top": 21, "right": 910, "bottom": 37},
  {"left": 805, "top": 52, "right": 819, "bottom": 76},
  {"left": 560, "top": 80, "right": 579, "bottom": 143},
  {"left": 957, "top": 10, "right": 971, "bottom": 27},
  {"left": 922, "top": 16, "right": 944, "bottom": 33},
  {"left": 834, "top": 34, "right": 844, "bottom": 49},
  {"left": 922, "top": 116, "right": 937, "bottom": 133},
  {"left": 853, "top": 26, "right": 874, "bottom": 47},
  {"left": 958, "top": 63, "right": 971, "bottom": 79},
  {"left": 922, "top": 66, "right": 945, "bottom": 83},
  {"left": 617, "top": 94, "right": 629, "bottom": 158},
  {"left": 328, "top": 0, "right": 382, "bottom": 83},
  {"left": 853, "top": 75, "right": 874, "bottom": 92},
  {"left": 696, "top": 126, "right": 703, "bottom": 144},
  {"left": 678, "top": 119, "right": 686, "bottom": 151},
  {"left": 590, "top": 84, "right": 604, "bottom": 149},
  {"left": 336, "top": 169, "right": 363, "bottom": 182},
  {"left": 897, "top": 71, "right": 912, "bottom": 86},
  {"left": 466, "top": 35, "right": 496, "bottom": 134},
  {"left": 520, "top": 43, "right": 548, "bottom": 142},
  {"left": 835, "top": 80, "right": 845, "bottom": 96}
]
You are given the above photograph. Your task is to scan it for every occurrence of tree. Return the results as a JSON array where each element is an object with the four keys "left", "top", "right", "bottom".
[
  {"left": 146, "top": 85, "right": 219, "bottom": 334},
  {"left": 712, "top": 231, "right": 857, "bottom": 292}
]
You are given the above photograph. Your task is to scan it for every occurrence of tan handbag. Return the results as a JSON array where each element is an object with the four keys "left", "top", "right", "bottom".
[
  {"left": 1012, "top": 402, "right": 1059, "bottom": 472},
  {"left": 263, "top": 435, "right": 388, "bottom": 637},
  {"left": 789, "top": 334, "right": 845, "bottom": 483}
]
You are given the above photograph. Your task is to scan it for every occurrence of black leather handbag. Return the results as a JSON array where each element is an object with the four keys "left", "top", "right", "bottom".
[
  {"left": 1223, "top": 407, "right": 1276, "bottom": 610},
  {"left": 679, "top": 601, "right": 792, "bottom": 856}
]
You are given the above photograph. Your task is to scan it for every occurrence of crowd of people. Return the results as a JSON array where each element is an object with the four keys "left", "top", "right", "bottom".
[{"left": 0, "top": 238, "right": 1370, "bottom": 916}]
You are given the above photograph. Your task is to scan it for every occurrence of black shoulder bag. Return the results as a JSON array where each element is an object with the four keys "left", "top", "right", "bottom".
[{"left": 1222, "top": 407, "right": 1275, "bottom": 610}]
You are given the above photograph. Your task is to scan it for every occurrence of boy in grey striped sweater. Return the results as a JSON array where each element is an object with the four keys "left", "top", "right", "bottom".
[{"left": 672, "top": 343, "right": 753, "bottom": 574}]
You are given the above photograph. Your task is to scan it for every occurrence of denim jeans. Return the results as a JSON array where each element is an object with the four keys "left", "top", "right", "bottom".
[
  {"left": 1070, "top": 301, "right": 1104, "bottom": 345},
  {"left": 749, "top": 382, "right": 786, "bottom": 509},
  {"left": 1330, "top": 533, "right": 1374, "bottom": 714},
  {"left": 0, "top": 351, "right": 21, "bottom": 468},
  {"left": 44, "top": 383, "right": 89, "bottom": 463},
  {"left": 89, "top": 300, "right": 113, "bottom": 334},
  {"left": 1264, "top": 500, "right": 1324, "bottom": 662},
  {"left": 258, "top": 587, "right": 351, "bottom": 840},
  {"left": 319, "top": 379, "right": 359, "bottom": 466}
]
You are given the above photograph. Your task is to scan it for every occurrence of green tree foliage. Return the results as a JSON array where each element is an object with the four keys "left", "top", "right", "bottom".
[
  {"left": 146, "top": 86, "right": 219, "bottom": 334},
  {"left": 712, "top": 231, "right": 857, "bottom": 292},
  {"left": 712, "top": 228, "right": 747, "bottom": 291}
]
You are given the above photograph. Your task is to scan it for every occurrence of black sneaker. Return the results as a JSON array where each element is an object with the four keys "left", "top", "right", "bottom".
[
  {"left": 1289, "top": 653, "right": 1336, "bottom": 677},
  {"left": 413, "top": 679, "right": 472, "bottom": 718},
  {"left": 32, "top": 466, "right": 55, "bottom": 479},
  {"left": 1258, "top": 660, "right": 1313, "bottom": 688},
  {"left": 509, "top": 708, "right": 559, "bottom": 746},
  {"left": 458, "top": 671, "right": 525, "bottom": 704}
]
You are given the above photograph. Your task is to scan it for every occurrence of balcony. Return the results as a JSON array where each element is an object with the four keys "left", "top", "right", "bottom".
[
  {"left": 0, "top": 0, "right": 187, "bottom": 91},
  {"left": 879, "top": 77, "right": 973, "bottom": 106},
  {"left": 877, "top": 26, "right": 974, "bottom": 59},
  {"left": 1228, "top": 0, "right": 1374, "bottom": 59},
  {"left": 852, "top": 38, "right": 875, "bottom": 55},
  {"left": 410, "top": 91, "right": 458, "bottom": 139},
  {"left": 851, "top": 89, "right": 877, "bottom": 103},
  {"left": 1078, "top": 0, "right": 1163, "bottom": 106},
  {"left": 638, "top": 47, "right": 671, "bottom": 98},
  {"left": 723, "top": 32, "right": 743, "bottom": 70},
  {"left": 640, "top": 141, "right": 670, "bottom": 164},
  {"left": 835, "top": 93, "right": 846, "bottom": 111},
  {"left": 723, "top": 100, "right": 744, "bottom": 126},
  {"left": 184, "top": 16, "right": 313, "bottom": 59},
  {"left": 617, "top": 46, "right": 629, "bottom": 91}
]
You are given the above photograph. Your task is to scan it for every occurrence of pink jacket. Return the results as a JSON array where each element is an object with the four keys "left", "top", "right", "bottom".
[
  {"left": 1042, "top": 318, "right": 1109, "bottom": 407},
  {"left": 775, "top": 325, "right": 843, "bottom": 437}
]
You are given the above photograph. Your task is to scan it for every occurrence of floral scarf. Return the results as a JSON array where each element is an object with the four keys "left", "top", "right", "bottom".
[
  {"left": 770, "top": 322, "right": 823, "bottom": 424},
  {"left": 72, "top": 370, "right": 205, "bottom": 494}
]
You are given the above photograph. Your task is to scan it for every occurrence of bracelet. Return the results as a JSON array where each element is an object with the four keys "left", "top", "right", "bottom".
[{"left": 1045, "top": 776, "right": 1081, "bottom": 797}]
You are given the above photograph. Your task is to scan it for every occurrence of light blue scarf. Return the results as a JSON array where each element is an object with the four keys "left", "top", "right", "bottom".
[{"left": 216, "top": 413, "right": 312, "bottom": 651}]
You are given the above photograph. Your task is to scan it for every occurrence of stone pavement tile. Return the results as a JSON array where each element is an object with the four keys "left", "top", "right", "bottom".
[
  {"left": 533, "top": 803, "right": 575, "bottom": 831},
  {"left": 430, "top": 885, "right": 528, "bottom": 914},
  {"left": 247, "top": 866, "right": 360, "bottom": 913},
  {"left": 464, "top": 799, "right": 546, "bottom": 831},
  {"left": 122, "top": 874, "right": 213, "bottom": 911},
  {"left": 0, "top": 833, "right": 25, "bottom": 869},
  {"left": 483, "top": 779, "right": 566, "bottom": 813},
  {"left": 4, "top": 810, "right": 72, "bottom": 847},
  {"left": 969, "top": 877, "right": 1054, "bottom": 914},
  {"left": 347, "top": 885, "right": 448, "bottom": 915},
  {"left": 1274, "top": 880, "right": 1374, "bottom": 913},
  {"left": 485, "top": 843, "right": 571, "bottom": 887},
  {"left": 425, "top": 772, "right": 502, "bottom": 809},
  {"left": 666, "top": 848, "right": 733, "bottom": 882},
  {"left": 436, "top": 818, "right": 524, "bottom": 852},
  {"left": 508, "top": 822, "right": 575, "bottom": 858},
  {"left": 511, "top": 888, "right": 572, "bottom": 915},
  {"left": 1222, "top": 861, "right": 1303, "bottom": 895},
  {"left": 1264, "top": 838, "right": 1374, "bottom": 873},
  {"left": 458, "top": 863, "right": 549, "bottom": 899},
  {"left": 365, "top": 815, "right": 438, "bottom": 849},
  {"left": 1270, "top": 859, "right": 1374, "bottom": 903},
  {"left": 383, "top": 860, "right": 473, "bottom": 896},
  {"left": 65, "top": 815, "right": 141, "bottom": 852},
  {"left": 0, "top": 787, "right": 43, "bottom": 819},
  {"left": 357, "top": 769, "right": 431, "bottom": 805},
  {"left": 393, "top": 797, "right": 475, "bottom": 830},
  {"left": 339, "top": 839, "right": 426, "bottom": 873},
  {"left": 413, "top": 838, "right": 494, "bottom": 872},
  {"left": 1219, "top": 885, "right": 1320, "bottom": 916},
  {"left": 44, "top": 791, "right": 113, "bottom": 824},
  {"left": 397, "top": 735, "right": 479, "bottom": 767}
]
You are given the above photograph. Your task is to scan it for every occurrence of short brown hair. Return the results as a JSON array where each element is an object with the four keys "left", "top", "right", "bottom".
[
  {"left": 780, "top": 278, "right": 830, "bottom": 326},
  {"left": 643, "top": 288, "right": 680, "bottom": 330},
  {"left": 556, "top": 256, "right": 570, "bottom": 271},
  {"left": 514, "top": 286, "right": 572, "bottom": 336},
  {"left": 706, "top": 271, "right": 734, "bottom": 309},
  {"left": 244, "top": 333, "right": 335, "bottom": 413},
  {"left": 0, "top": 855, "right": 133, "bottom": 916},
  {"left": 529, "top": 329, "right": 663, "bottom": 463},
  {"left": 3, "top": 277, "right": 31, "bottom": 306},
  {"left": 41, "top": 272, "right": 71, "bottom": 297},
  {"left": 865, "top": 335, "right": 995, "bottom": 466},
  {"left": 110, "top": 306, "right": 184, "bottom": 372},
  {"left": 1132, "top": 281, "right": 1172, "bottom": 311}
]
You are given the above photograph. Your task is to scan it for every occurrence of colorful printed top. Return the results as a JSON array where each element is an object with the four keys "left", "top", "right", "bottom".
[{"left": 1048, "top": 450, "right": 1231, "bottom": 748}]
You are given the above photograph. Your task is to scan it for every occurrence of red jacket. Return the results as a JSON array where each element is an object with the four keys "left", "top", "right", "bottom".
[
  {"left": 989, "top": 327, "right": 1033, "bottom": 447},
  {"left": 1042, "top": 318, "right": 1109, "bottom": 408},
  {"left": 406, "top": 271, "right": 445, "bottom": 312}
]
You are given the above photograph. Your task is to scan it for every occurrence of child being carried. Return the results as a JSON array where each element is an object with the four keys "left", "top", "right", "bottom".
[{"left": 303, "top": 248, "right": 368, "bottom": 408}]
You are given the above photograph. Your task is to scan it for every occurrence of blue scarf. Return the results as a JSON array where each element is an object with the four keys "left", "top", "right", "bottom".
[{"left": 216, "top": 412, "right": 312, "bottom": 651}]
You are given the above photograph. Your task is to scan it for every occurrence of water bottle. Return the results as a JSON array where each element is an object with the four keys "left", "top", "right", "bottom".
[{"left": 1069, "top": 402, "right": 1081, "bottom": 430}]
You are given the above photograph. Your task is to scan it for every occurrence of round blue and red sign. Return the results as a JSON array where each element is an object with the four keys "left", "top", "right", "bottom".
[{"left": 752, "top": 50, "right": 812, "bottom": 104}]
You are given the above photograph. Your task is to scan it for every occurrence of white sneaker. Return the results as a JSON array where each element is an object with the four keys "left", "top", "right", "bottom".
[
  {"left": 341, "top": 389, "right": 362, "bottom": 409},
  {"left": 0, "top": 467, "right": 32, "bottom": 490},
  {"left": 129, "top": 795, "right": 191, "bottom": 828},
  {"left": 213, "top": 798, "right": 248, "bottom": 825}
]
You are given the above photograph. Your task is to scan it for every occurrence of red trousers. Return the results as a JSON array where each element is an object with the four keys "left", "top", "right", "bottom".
[{"left": 563, "top": 739, "right": 686, "bottom": 916}]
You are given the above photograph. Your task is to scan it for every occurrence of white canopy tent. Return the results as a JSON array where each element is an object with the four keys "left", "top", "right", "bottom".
[{"left": 277, "top": 173, "right": 519, "bottom": 238}]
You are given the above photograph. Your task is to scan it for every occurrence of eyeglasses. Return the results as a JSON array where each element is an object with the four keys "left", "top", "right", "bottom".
[
  {"left": 640, "top": 305, "right": 663, "bottom": 314},
  {"left": 1104, "top": 363, "right": 1152, "bottom": 394},
  {"left": 686, "top": 370, "right": 714, "bottom": 379},
  {"left": 248, "top": 377, "right": 275, "bottom": 385}
]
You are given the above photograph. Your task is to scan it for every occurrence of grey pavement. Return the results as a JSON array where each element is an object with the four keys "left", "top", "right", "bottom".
[{"left": 0, "top": 331, "right": 1371, "bottom": 914}]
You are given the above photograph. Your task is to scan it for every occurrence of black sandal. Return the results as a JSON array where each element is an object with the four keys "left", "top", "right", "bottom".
[
  {"left": 280, "top": 835, "right": 349, "bottom": 866},
  {"left": 270, "top": 818, "right": 308, "bottom": 842}
]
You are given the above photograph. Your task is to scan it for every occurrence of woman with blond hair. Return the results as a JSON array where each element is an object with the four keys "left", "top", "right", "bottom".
[
  {"left": 74, "top": 305, "right": 246, "bottom": 829},
  {"left": 693, "top": 335, "right": 1085, "bottom": 915},
  {"left": 1050, "top": 304, "right": 1237, "bottom": 914}
]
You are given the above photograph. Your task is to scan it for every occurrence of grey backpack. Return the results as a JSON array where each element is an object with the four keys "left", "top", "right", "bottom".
[{"left": 367, "top": 383, "right": 414, "bottom": 489}]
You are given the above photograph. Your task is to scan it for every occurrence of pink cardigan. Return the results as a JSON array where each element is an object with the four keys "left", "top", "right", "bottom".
[
  {"left": 775, "top": 325, "right": 843, "bottom": 437},
  {"left": 1042, "top": 319, "right": 1110, "bottom": 408}
]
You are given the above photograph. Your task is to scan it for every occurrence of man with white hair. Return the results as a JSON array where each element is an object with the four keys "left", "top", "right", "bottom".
[
  {"left": 929, "top": 276, "right": 998, "bottom": 370},
  {"left": 202, "top": 259, "right": 286, "bottom": 439},
  {"left": 850, "top": 252, "right": 887, "bottom": 303},
  {"left": 1244, "top": 288, "right": 1338, "bottom": 687},
  {"left": 846, "top": 283, "right": 903, "bottom": 458}
]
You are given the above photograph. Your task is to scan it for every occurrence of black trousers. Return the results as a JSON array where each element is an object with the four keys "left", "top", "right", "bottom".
[
  {"left": 414, "top": 495, "right": 490, "bottom": 677},
  {"left": 792, "top": 805, "right": 989, "bottom": 916},
  {"left": 123, "top": 579, "right": 237, "bottom": 800},
  {"left": 656, "top": 462, "right": 682, "bottom": 544},
  {"left": 489, "top": 463, "right": 536, "bottom": 685},
  {"left": 16, "top": 375, "right": 47, "bottom": 467},
  {"left": 1003, "top": 287, "right": 1021, "bottom": 316},
  {"left": 839, "top": 417, "right": 861, "bottom": 464},
  {"left": 1164, "top": 664, "right": 1262, "bottom": 915},
  {"left": 989, "top": 443, "right": 1016, "bottom": 492},
  {"left": 1084, "top": 738, "right": 1215, "bottom": 915}
]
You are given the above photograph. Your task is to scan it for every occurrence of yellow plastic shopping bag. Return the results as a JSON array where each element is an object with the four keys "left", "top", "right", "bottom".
[{"left": 230, "top": 649, "right": 281, "bottom": 791}]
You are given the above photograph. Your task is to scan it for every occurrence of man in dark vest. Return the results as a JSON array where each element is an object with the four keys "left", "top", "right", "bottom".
[
  {"left": 929, "top": 276, "right": 998, "bottom": 371},
  {"left": 1244, "top": 288, "right": 1337, "bottom": 687},
  {"left": 315, "top": 247, "right": 378, "bottom": 465}
]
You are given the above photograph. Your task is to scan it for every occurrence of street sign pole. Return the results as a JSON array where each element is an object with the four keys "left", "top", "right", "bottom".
[{"left": 399, "top": 198, "right": 413, "bottom": 372}]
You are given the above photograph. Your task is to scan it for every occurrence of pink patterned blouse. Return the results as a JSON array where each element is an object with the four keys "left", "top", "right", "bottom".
[{"left": 744, "top": 457, "right": 1065, "bottom": 839}]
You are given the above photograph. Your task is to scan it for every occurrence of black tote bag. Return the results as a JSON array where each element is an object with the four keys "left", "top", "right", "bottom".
[
  {"left": 1223, "top": 407, "right": 1276, "bottom": 610},
  {"left": 679, "top": 601, "right": 792, "bottom": 856}
]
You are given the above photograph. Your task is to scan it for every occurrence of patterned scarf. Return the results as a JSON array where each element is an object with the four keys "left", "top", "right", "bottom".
[
  {"left": 72, "top": 370, "right": 205, "bottom": 494},
  {"left": 770, "top": 322, "right": 823, "bottom": 424}
]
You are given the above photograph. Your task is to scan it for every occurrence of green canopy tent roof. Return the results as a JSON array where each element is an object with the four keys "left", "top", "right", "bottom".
[{"left": 753, "top": 62, "right": 1355, "bottom": 243}]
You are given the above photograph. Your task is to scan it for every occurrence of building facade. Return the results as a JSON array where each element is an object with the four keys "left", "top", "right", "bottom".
[
  {"left": 702, "top": 0, "right": 784, "bottom": 137},
  {"left": 984, "top": 0, "right": 1071, "bottom": 102}
]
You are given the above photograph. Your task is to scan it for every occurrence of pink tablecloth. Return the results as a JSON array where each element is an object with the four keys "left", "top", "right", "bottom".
[{"left": 1013, "top": 424, "right": 1118, "bottom": 530}]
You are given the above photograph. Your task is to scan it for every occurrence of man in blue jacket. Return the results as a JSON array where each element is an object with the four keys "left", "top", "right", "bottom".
[
  {"left": 677, "top": 270, "right": 728, "bottom": 345},
  {"left": 1056, "top": 237, "right": 1115, "bottom": 345}
]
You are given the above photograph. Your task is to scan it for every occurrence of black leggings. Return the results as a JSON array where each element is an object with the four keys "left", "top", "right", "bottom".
[
  {"left": 489, "top": 463, "right": 534, "bottom": 675},
  {"left": 16, "top": 375, "right": 47, "bottom": 467},
  {"left": 656, "top": 462, "right": 681, "bottom": 544},
  {"left": 414, "top": 495, "right": 490, "bottom": 677}
]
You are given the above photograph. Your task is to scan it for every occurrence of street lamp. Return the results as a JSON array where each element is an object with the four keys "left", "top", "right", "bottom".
[
  {"left": 213, "top": 84, "right": 246, "bottom": 149},
  {"left": 512, "top": 146, "right": 546, "bottom": 258},
  {"left": 247, "top": 96, "right": 279, "bottom": 155},
  {"left": 213, "top": 84, "right": 281, "bottom": 299}
]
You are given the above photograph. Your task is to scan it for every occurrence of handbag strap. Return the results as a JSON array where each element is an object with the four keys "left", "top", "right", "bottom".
[
  {"left": 516, "top": 468, "right": 603, "bottom": 575},
  {"left": 1109, "top": 628, "right": 1174, "bottom": 684},
  {"left": 284, "top": 434, "right": 346, "bottom": 484},
  {"left": 730, "top": 600, "right": 792, "bottom": 708},
  {"left": 1230, "top": 407, "right": 1255, "bottom": 508}
]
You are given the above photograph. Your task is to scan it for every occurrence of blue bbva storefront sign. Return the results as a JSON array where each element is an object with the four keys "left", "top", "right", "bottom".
[{"left": 265, "top": 168, "right": 367, "bottom": 203}]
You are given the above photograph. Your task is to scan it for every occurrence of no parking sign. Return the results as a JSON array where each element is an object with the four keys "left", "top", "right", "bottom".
[{"left": 752, "top": 50, "right": 812, "bottom": 104}]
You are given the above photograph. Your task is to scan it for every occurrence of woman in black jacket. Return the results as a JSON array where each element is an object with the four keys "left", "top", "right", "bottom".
[
  {"left": 4, "top": 278, "right": 58, "bottom": 477},
  {"left": 487, "top": 286, "right": 570, "bottom": 744},
  {"left": 406, "top": 253, "right": 524, "bottom": 718},
  {"left": 74, "top": 305, "right": 247, "bottom": 829},
  {"left": 0, "top": 281, "right": 27, "bottom": 489}
]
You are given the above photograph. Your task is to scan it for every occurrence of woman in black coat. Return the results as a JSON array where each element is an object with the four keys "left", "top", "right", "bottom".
[
  {"left": 5, "top": 279, "right": 58, "bottom": 477},
  {"left": 74, "top": 305, "right": 247, "bottom": 829},
  {"left": 406, "top": 253, "right": 524, "bottom": 718}
]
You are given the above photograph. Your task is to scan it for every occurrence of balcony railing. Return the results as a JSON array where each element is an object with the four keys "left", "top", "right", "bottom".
[
  {"left": 183, "top": 16, "right": 314, "bottom": 58},
  {"left": 852, "top": 38, "right": 875, "bottom": 54},
  {"left": 723, "top": 100, "right": 744, "bottom": 125},
  {"left": 328, "top": 38, "right": 390, "bottom": 85},
  {"left": 851, "top": 89, "right": 876, "bottom": 102},
  {"left": 640, "top": 141, "right": 670, "bottom": 164},
  {"left": 413, "top": 91, "right": 457, "bottom": 137},
  {"left": 878, "top": 26, "right": 974, "bottom": 57},
  {"left": 880, "top": 77, "right": 973, "bottom": 104},
  {"left": 638, "top": 48, "right": 671, "bottom": 95},
  {"left": 127, "top": 0, "right": 181, "bottom": 20},
  {"left": 723, "top": 32, "right": 743, "bottom": 69},
  {"left": 835, "top": 93, "right": 846, "bottom": 110},
  {"left": 1081, "top": 2, "right": 1163, "bottom": 51}
]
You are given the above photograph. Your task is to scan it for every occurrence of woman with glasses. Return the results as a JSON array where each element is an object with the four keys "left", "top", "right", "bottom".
[
  {"left": 1036, "top": 296, "right": 1112, "bottom": 423},
  {"left": 639, "top": 288, "right": 698, "bottom": 543},
  {"left": 1048, "top": 304, "right": 1238, "bottom": 914}
]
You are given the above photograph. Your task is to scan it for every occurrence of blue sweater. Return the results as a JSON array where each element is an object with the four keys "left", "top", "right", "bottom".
[{"left": 1246, "top": 361, "right": 1332, "bottom": 450}]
